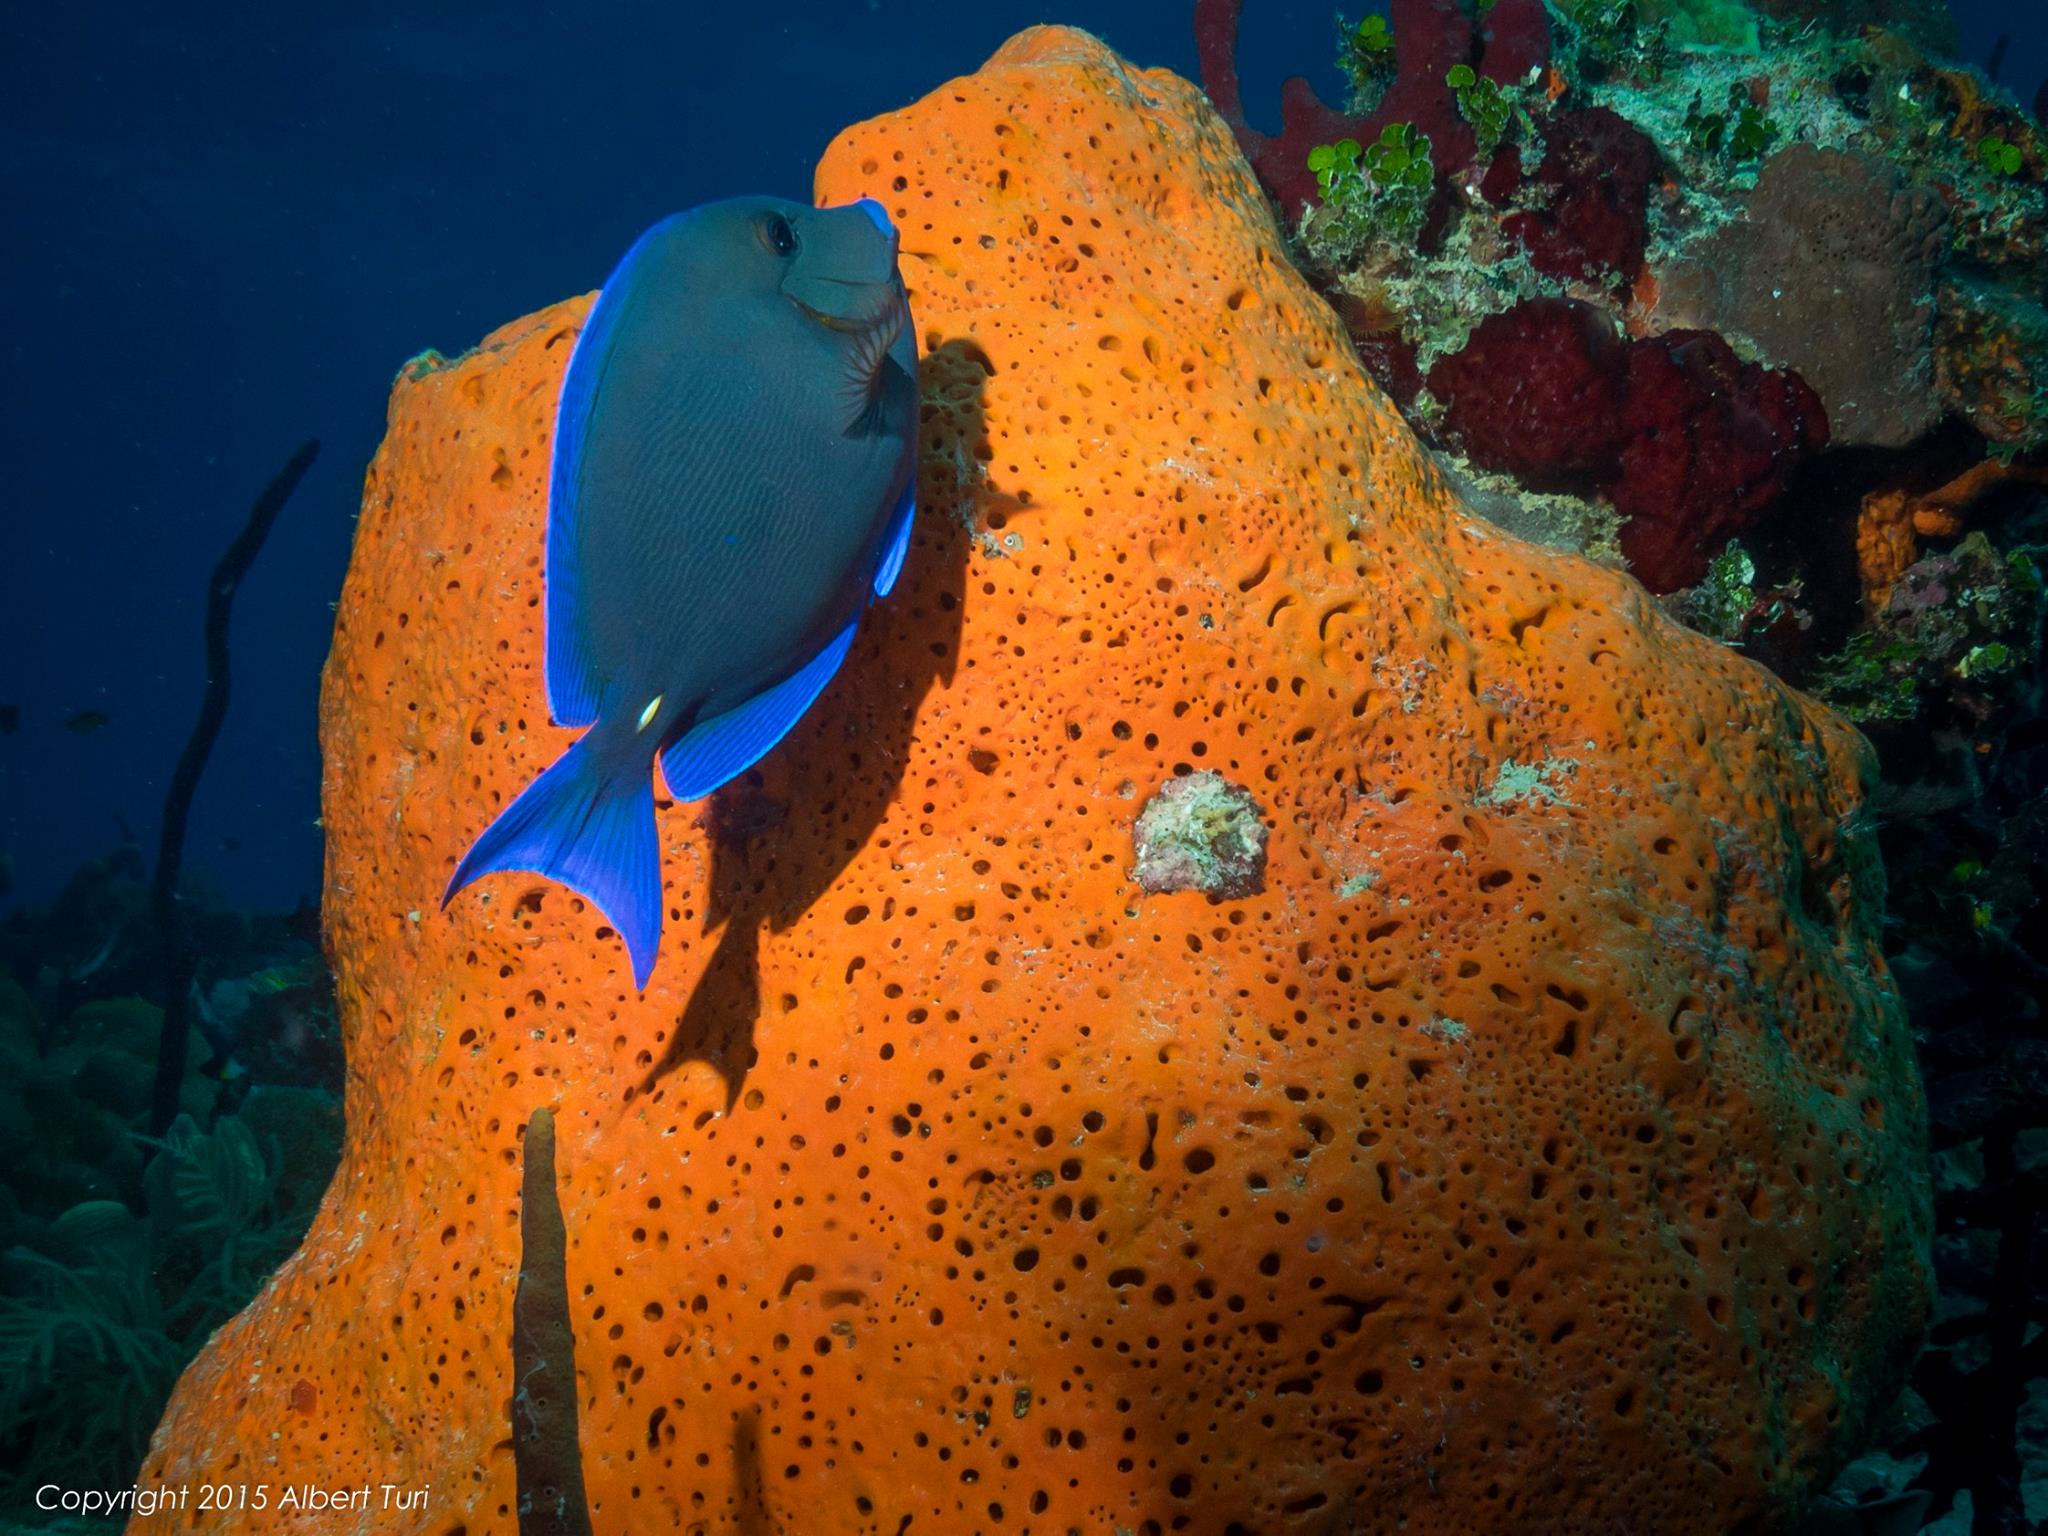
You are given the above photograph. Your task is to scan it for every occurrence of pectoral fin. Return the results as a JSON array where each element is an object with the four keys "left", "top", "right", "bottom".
[{"left": 659, "top": 619, "right": 861, "bottom": 801}]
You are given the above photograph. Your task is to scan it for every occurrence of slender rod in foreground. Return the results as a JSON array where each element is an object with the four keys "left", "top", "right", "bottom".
[{"left": 514, "top": 1106, "right": 595, "bottom": 1536}]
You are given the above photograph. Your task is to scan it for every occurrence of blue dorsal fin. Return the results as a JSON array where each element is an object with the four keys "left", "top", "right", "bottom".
[
  {"left": 661, "top": 619, "right": 861, "bottom": 801},
  {"left": 873, "top": 479, "right": 916, "bottom": 599},
  {"left": 545, "top": 232, "right": 661, "bottom": 727}
]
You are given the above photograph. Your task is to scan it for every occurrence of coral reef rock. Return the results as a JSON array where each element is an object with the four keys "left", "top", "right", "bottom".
[
  {"left": 1655, "top": 144, "right": 1948, "bottom": 450},
  {"left": 133, "top": 27, "right": 1931, "bottom": 1536},
  {"left": 1751, "top": 0, "right": 1957, "bottom": 54},
  {"left": 1934, "top": 275, "right": 2048, "bottom": 454}
]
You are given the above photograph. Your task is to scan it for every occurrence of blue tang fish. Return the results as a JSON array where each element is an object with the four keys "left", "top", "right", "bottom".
[{"left": 445, "top": 196, "right": 919, "bottom": 987}]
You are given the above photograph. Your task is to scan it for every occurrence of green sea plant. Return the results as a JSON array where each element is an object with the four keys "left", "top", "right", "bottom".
[
  {"left": 1812, "top": 535, "right": 2042, "bottom": 724},
  {"left": 1812, "top": 629, "right": 1923, "bottom": 723},
  {"left": 0, "top": 1210, "right": 185, "bottom": 1499},
  {"left": 1447, "top": 64, "right": 1517, "bottom": 156},
  {"left": 1976, "top": 135, "right": 2024, "bottom": 178},
  {"left": 1684, "top": 84, "right": 1777, "bottom": 162},
  {"left": 1666, "top": 540, "right": 1803, "bottom": 645},
  {"left": 1686, "top": 541, "right": 1759, "bottom": 639},
  {"left": 1955, "top": 640, "right": 2013, "bottom": 679},
  {"left": 0, "top": 1111, "right": 323, "bottom": 1513},
  {"left": 1337, "top": 12, "right": 1397, "bottom": 108},
  {"left": 1305, "top": 123, "right": 1437, "bottom": 263},
  {"left": 1562, "top": 0, "right": 1667, "bottom": 80}
]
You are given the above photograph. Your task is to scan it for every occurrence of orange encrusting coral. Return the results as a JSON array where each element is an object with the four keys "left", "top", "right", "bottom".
[
  {"left": 133, "top": 28, "right": 1929, "bottom": 1536},
  {"left": 1857, "top": 456, "right": 2048, "bottom": 608}
]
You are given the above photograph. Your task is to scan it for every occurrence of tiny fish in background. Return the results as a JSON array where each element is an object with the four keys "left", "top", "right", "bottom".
[
  {"left": 0, "top": 704, "right": 17, "bottom": 735},
  {"left": 66, "top": 709, "right": 111, "bottom": 734},
  {"left": 445, "top": 196, "right": 919, "bottom": 987}
]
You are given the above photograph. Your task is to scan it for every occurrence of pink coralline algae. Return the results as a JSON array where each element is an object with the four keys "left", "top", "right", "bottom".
[
  {"left": 1431, "top": 299, "right": 1831, "bottom": 592},
  {"left": 1193, "top": 0, "right": 1550, "bottom": 219}
]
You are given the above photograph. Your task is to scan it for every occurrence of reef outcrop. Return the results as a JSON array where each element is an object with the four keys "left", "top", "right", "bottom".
[
  {"left": 132, "top": 28, "right": 1929, "bottom": 1536},
  {"left": 1653, "top": 145, "right": 1949, "bottom": 450}
]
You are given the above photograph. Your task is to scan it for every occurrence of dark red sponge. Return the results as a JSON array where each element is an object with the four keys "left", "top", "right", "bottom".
[
  {"left": 1426, "top": 299, "right": 1628, "bottom": 479},
  {"left": 1501, "top": 108, "right": 1659, "bottom": 287},
  {"left": 1609, "top": 330, "right": 1830, "bottom": 591},
  {"left": 1428, "top": 301, "right": 1830, "bottom": 592}
]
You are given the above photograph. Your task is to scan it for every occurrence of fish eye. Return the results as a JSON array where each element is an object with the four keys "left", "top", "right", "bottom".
[{"left": 759, "top": 213, "right": 797, "bottom": 258}]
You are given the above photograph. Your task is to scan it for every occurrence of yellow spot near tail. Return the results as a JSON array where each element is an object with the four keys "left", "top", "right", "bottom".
[{"left": 637, "top": 696, "right": 663, "bottom": 732}]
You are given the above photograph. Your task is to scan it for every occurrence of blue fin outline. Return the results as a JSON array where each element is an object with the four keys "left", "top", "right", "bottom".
[
  {"left": 661, "top": 619, "right": 860, "bottom": 801},
  {"left": 545, "top": 224, "right": 669, "bottom": 728},
  {"left": 873, "top": 479, "right": 916, "bottom": 598},
  {"left": 443, "top": 734, "right": 663, "bottom": 987}
]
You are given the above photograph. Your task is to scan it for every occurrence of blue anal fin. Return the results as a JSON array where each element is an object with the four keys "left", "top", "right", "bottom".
[
  {"left": 661, "top": 619, "right": 861, "bottom": 801},
  {"left": 873, "top": 479, "right": 916, "bottom": 599},
  {"left": 443, "top": 732, "right": 663, "bottom": 987}
]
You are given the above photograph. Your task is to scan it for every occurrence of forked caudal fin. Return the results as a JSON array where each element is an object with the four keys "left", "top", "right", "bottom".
[{"left": 443, "top": 733, "right": 662, "bottom": 988}]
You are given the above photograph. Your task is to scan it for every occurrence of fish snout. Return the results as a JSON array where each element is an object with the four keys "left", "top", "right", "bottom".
[
  {"left": 784, "top": 201, "right": 907, "bottom": 336},
  {"left": 851, "top": 197, "right": 899, "bottom": 254},
  {"left": 798, "top": 199, "right": 902, "bottom": 285}
]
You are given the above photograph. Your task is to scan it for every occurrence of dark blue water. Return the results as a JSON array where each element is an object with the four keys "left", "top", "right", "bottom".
[{"left": 0, "top": 0, "right": 2036, "bottom": 915}]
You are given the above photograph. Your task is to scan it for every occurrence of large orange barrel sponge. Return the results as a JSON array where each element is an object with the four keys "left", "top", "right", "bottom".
[{"left": 133, "top": 28, "right": 1930, "bottom": 1536}]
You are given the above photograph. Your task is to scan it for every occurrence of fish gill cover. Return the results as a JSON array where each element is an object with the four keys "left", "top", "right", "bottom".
[{"left": 126, "top": 27, "right": 1931, "bottom": 1536}]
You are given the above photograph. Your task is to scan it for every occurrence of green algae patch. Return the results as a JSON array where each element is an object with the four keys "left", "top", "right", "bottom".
[
  {"left": 1477, "top": 754, "right": 1580, "bottom": 809},
  {"left": 398, "top": 348, "right": 453, "bottom": 382}
]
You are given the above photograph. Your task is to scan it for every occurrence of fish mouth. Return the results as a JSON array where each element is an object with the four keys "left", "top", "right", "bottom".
[
  {"left": 793, "top": 299, "right": 874, "bottom": 335},
  {"left": 788, "top": 277, "right": 905, "bottom": 340}
]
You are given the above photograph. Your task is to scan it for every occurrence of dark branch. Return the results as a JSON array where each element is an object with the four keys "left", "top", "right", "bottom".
[
  {"left": 514, "top": 1107, "right": 594, "bottom": 1536},
  {"left": 149, "top": 439, "right": 320, "bottom": 1136}
]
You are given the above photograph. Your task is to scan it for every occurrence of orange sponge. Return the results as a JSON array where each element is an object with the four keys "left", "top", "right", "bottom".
[{"left": 133, "top": 28, "right": 1929, "bottom": 1536}]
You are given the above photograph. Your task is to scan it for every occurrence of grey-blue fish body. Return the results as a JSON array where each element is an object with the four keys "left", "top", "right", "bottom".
[{"left": 445, "top": 195, "right": 920, "bottom": 986}]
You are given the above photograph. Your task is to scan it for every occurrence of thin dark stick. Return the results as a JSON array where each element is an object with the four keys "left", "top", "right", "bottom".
[
  {"left": 513, "top": 1107, "right": 595, "bottom": 1536},
  {"left": 149, "top": 439, "right": 320, "bottom": 1136}
]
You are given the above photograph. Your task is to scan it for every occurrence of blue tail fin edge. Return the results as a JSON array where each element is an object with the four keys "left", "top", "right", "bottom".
[{"left": 443, "top": 734, "right": 662, "bottom": 988}]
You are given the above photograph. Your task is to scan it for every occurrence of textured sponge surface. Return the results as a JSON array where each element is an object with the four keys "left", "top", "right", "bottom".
[{"left": 132, "top": 27, "right": 1928, "bottom": 1536}]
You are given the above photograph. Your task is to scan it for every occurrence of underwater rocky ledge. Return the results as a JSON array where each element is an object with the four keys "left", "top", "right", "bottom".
[{"left": 126, "top": 28, "right": 1932, "bottom": 1536}]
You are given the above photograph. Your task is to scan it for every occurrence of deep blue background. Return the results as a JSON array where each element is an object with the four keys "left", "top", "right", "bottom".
[{"left": 0, "top": 1, "right": 2039, "bottom": 915}]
